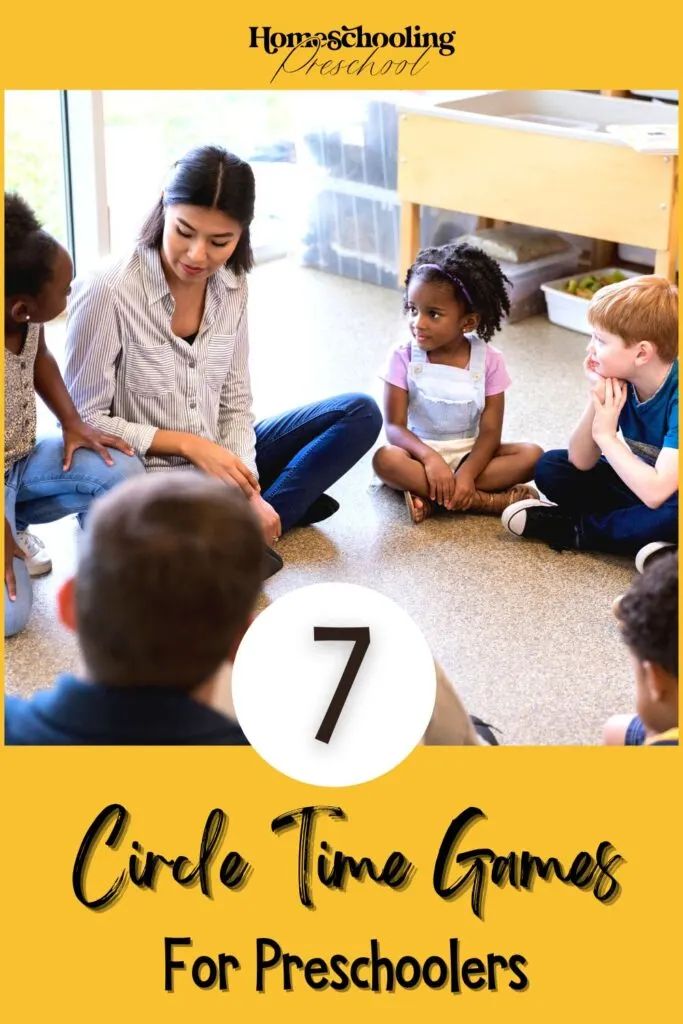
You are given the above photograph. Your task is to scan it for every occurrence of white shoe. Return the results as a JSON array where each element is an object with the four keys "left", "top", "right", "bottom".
[
  {"left": 501, "top": 498, "right": 556, "bottom": 537},
  {"left": 15, "top": 530, "right": 53, "bottom": 577},
  {"left": 635, "top": 541, "right": 676, "bottom": 574}
]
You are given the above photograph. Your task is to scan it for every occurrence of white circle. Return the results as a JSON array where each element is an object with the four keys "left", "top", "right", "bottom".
[{"left": 232, "top": 582, "right": 436, "bottom": 786}]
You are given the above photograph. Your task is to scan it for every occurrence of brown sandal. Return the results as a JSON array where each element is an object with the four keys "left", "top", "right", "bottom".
[
  {"left": 466, "top": 484, "right": 540, "bottom": 516},
  {"left": 404, "top": 491, "right": 435, "bottom": 524}
]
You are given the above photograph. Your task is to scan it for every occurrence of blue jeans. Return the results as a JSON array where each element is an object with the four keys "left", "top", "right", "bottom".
[
  {"left": 255, "top": 393, "right": 382, "bottom": 533},
  {"left": 536, "top": 449, "right": 678, "bottom": 555},
  {"left": 4, "top": 438, "right": 145, "bottom": 637}
]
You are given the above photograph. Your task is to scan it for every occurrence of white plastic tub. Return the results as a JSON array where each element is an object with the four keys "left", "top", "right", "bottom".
[
  {"left": 541, "top": 268, "right": 642, "bottom": 334},
  {"left": 423, "top": 91, "right": 679, "bottom": 146}
]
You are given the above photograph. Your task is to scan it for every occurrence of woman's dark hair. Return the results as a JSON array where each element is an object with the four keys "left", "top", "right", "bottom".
[
  {"left": 5, "top": 192, "right": 60, "bottom": 297},
  {"left": 406, "top": 242, "right": 511, "bottom": 342},
  {"left": 617, "top": 552, "right": 677, "bottom": 677},
  {"left": 138, "top": 145, "right": 256, "bottom": 275}
]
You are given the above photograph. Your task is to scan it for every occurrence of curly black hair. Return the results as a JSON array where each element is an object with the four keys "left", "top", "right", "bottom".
[
  {"left": 617, "top": 552, "right": 678, "bottom": 677},
  {"left": 405, "top": 242, "right": 511, "bottom": 343},
  {"left": 5, "top": 192, "right": 60, "bottom": 298}
]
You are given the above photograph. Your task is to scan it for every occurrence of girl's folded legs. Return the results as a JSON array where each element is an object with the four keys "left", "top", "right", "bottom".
[
  {"left": 373, "top": 442, "right": 543, "bottom": 524},
  {"left": 468, "top": 442, "right": 544, "bottom": 493}
]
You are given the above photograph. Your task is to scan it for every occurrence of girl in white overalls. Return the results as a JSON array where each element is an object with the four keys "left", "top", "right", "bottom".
[{"left": 373, "top": 243, "right": 543, "bottom": 523}]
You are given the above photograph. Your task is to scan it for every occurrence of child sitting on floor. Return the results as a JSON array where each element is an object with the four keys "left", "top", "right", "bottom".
[
  {"left": 373, "top": 242, "right": 543, "bottom": 523},
  {"left": 503, "top": 276, "right": 678, "bottom": 569},
  {"left": 603, "top": 550, "right": 677, "bottom": 747},
  {"left": 5, "top": 470, "right": 496, "bottom": 746},
  {"left": 4, "top": 472, "right": 263, "bottom": 744},
  {"left": 4, "top": 193, "right": 142, "bottom": 637}
]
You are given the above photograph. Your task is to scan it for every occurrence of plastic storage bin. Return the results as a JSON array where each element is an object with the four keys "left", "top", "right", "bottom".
[
  {"left": 300, "top": 99, "right": 399, "bottom": 189},
  {"left": 299, "top": 181, "right": 479, "bottom": 289},
  {"left": 618, "top": 243, "right": 655, "bottom": 266},
  {"left": 541, "top": 268, "right": 641, "bottom": 334},
  {"left": 300, "top": 184, "right": 400, "bottom": 288},
  {"left": 297, "top": 95, "right": 480, "bottom": 288},
  {"left": 501, "top": 249, "right": 581, "bottom": 323}
]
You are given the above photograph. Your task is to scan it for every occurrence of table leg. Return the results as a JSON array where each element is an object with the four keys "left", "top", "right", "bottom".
[
  {"left": 400, "top": 201, "right": 421, "bottom": 283},
  {"left": 655, "top": 248, "right": 677, "bottom": 281},
  {"left": 654, "top": 176, "right": 678, "bottom": 281}
]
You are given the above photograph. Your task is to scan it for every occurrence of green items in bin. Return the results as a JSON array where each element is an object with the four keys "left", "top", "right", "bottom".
[{"left": 565, "top": 270, "right": 627, "bottom": 299}]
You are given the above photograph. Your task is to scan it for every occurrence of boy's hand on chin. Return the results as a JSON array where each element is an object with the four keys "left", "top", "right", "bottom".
[
  {"left": 590, "top": 375, "right": 607, "bottom": 401},
  {"left": 591, "top": 377, "right": 627, "bottom": 444}
]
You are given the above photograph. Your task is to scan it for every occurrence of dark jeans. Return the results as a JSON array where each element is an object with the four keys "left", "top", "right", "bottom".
[
  {"left": 536, "top": 449, "right": 678, "bottom": 555},
  {"left": 255, "top": 392, "right": 382, "bottom": 533}
]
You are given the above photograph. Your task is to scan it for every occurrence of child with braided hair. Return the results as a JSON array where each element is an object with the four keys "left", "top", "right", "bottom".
[{"left": 373, "top": 242, "right": 543, "bottom": 523}]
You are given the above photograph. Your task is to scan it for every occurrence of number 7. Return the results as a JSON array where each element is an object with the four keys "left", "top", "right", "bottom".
[{"left": 313, "top": 627, "right": 371, "bottom": 744}]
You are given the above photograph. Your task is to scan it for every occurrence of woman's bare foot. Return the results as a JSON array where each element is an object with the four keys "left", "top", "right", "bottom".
[{"left": 404, "top": 491, "right": 434, "bottom": 524}]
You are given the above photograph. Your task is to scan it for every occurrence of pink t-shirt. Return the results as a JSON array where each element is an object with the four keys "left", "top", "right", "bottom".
[{"left": 380, "top": 339, "right": 511, "bottom": 396}]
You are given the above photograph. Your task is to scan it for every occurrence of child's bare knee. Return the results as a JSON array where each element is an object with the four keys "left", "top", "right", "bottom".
[
  {"left": 522, "top": 443, "right": 544, "bottom": 472},
  {"left": 526, "top": 442, "right": 544, "bottom": 462},
  {"left": 373, "top": 445, "right": 397, "bottom": 474}
]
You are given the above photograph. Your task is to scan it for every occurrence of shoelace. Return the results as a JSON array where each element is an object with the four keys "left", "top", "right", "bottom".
[{"left": 17, "top": 532, "right": 45, "bottom": 556}]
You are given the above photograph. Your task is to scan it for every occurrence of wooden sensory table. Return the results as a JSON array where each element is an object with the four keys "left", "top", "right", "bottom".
[{"left": 398, "top": 99, "right": 678, "bottom": 283}]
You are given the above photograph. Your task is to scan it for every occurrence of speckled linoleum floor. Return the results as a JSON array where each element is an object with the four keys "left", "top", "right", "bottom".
[{"left": 4, "top": 258, "right": 636, "bottom": 744}]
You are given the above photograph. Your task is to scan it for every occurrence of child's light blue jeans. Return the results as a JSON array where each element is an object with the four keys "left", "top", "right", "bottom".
[{"left": 4, "top": 438, "right": 144, "bottom": 638}]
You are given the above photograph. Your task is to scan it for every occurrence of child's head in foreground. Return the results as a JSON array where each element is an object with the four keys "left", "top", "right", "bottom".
[
  {"left": 587, "top": 276, "right": 678, "bottom": 380},
  {"left": 4, "top": 192, "right": 73, "bottom": 327},
  {"left": 405, "top": 242, "right": 511, "bottom": 347},
  {"left": 59, "top": 473, "right": 264, "bottom": 691},
  {"left": 615, "top": 552, "right": 678, "bottom": 738}
]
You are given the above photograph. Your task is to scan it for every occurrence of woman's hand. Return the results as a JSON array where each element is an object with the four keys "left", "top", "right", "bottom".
[
  {"left": 423, "top": 453, "right": 455, "bottom": 507},
  {"left": 62, "top": 418, "right": 135, "bottom": 470},
  {"left": 249, "top": 492, "right": 282, "bottom": 546},
  {"left": 183, "top": 436, "right": 260, "bottom": 497},
  {"left": 447, "top": 465, "right": 477, "bottom": 511},
  {"left": 4, "top": 517, "right": 25, "bottom": 601},
  {"left": 591, "top": 377, "right": 627, "bottom": 447}
]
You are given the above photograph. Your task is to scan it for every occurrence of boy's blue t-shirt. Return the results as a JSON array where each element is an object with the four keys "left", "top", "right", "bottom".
[{"left": 619, "top": 360, "right": 678, "bottom": 466}]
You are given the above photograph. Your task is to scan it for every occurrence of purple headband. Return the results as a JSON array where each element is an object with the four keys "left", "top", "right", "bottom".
[{"left": 417, "top": 263, "right": 473, "bottom": 308}]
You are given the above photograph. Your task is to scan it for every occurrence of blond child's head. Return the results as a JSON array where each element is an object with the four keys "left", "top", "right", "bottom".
[{"left": 586, "top": 276, "right": 678, "bottom": 381}]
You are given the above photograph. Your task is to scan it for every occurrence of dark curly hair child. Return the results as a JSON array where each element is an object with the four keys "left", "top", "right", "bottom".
[
  {"left": 406, "top": 242, "right": 511, "bottom": 342},
  {"left": 5, "top": 193, "right": 63, "bottom": 298},
  {"left": 4, "top": 192, "right": 140, "bottom": 640},
  {"left": 373, "top": 242, "right": 543, "bottom": 523},
  {"left": 604, "top": 552, "right": 678, "bottom": 746}
]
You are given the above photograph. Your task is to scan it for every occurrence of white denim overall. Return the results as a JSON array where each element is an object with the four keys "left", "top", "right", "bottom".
[{"left": 407, "top": 333, "right": 487, "bottom": 468}]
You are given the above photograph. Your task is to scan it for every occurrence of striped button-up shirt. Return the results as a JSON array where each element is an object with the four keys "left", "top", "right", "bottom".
[{"left": 64, "top": 245, "right": 257, "bottom": 474}]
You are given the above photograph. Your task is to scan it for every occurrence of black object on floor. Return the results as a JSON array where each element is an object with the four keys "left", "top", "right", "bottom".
[
  {"left": 299, "top": 493, "right": 340, "bottom": 526},
  {"left": 263, "top": 545, "right": 284, "bottom": 579},
  {"left": 470, "top": 715, "right": 500, "bottom": 745}
]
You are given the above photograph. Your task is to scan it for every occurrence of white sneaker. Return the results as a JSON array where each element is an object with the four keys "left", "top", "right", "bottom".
[
  {"left": 635, "top": 541, "right": 676, "bottom": 574},
  {"left": 15, "top": 530, "right": 53, "bottom": 577}
]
